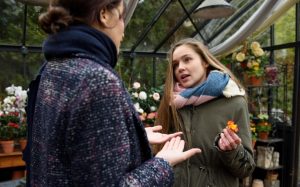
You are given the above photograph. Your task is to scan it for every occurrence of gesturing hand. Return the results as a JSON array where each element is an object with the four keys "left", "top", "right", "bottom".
[
  {"left": 145, "top": 125, "right": 183, "bottom": 145},
  {"left": 155, "top": 136, "right": 201, "bottom": 166}
]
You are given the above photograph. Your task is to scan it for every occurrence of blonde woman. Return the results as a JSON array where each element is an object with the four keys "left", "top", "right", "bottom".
[{"left": 156, "top": 38, "right": 255, "bottom": 187}]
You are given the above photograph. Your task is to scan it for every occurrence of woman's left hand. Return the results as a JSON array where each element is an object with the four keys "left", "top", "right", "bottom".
[
  {"left": 218, "top": 128, "right": 241, "bottom": 151},
  {"left": 145, "top": 125, "right": 182, "bottom": 145}
]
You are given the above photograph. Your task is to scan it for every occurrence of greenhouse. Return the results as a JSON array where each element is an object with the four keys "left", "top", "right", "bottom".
[{"left": 0, "top": 0, "right": 299, "bottom": 186}]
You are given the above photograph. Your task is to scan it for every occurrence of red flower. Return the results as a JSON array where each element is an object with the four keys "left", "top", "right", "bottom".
[{"left": 7, "top": 122, "right": 19, "bottom": 128}]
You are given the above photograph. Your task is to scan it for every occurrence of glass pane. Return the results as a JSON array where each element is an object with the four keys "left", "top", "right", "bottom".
[
  {"left": 132, "top": 0, "right": 197, "bottom": 53},
  {"left": 0, "top": 51, "right": 44, "bottom": 98},
  {"left": 121, "top": 0, "right": 167, "bottom": 51},
  {"left": 273, "top": 48, "right": 294, "bottom": 124},
  {"left": 252, "top": 28, "right": 271, "bottom": 48},
  {"left": 0, "top": 0, "right": 24, "bottom": 44},
  {"left": 117, "top": 56, "right": 167, "bottom": 88},
  {"left": 157, "top": 19, "right": 198, "bottom": 53},
  {"left": 274, "top": 6, "right": 295, "bottom": 45},
  {"left": 135, "top": 1, "right": 187, "bottom": 52},
  {"left": 26, "top": 5, "right": 47, "bottom": 46}
]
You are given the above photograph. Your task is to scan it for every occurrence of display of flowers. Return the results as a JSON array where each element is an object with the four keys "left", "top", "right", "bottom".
[
  {"left": 128, "top": 82, "right": 163, "bottom": 126},
  {"left": 229, "top": 41, "right": 269, "bottom": 78},
  {"left": 0, "top": 85, "right": 27, "bottom": 141}
]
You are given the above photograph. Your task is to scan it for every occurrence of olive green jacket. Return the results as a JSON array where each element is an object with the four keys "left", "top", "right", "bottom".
[{"left": 173, "top": 96, "right": 255, "bottom": 187}]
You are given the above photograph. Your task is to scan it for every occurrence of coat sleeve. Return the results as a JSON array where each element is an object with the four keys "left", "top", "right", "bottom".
[
  {"left": 65, "top": 69, "right": 174, "bottom": 186},
  {"left": 214, "top": 97, "right": 256, "bottom": 178}
]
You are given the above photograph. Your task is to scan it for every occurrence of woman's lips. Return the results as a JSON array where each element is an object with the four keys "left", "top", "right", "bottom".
[{"left": 180, "top": 74, "right": 190, "bottom": 82}]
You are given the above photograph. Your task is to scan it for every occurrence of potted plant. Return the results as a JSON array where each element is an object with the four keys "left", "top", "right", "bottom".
[
  {"left": 230, "top": 41, "right": 269, "bottom": 86},
  {"left": 250, "top": 121, "right": 257, "bottom": 148},
  {"left": 128, "top": 82, "right": 163, "bottom": 127},
  {"left": 18, "top": 123, "right": 27, "bottom": 150},
  {"left": 0, "top": 85, "right": 28, "bottom": 153},
  {"left": 0, "top": 120, "right": 19, "bottom": 153},
  {"left": 255, "top": 113, "right": 272, "bottom": 140}
]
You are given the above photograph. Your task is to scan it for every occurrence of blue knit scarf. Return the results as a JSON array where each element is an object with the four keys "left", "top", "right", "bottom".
[{"left": 173, "top": 70, "right": 233, "bottom": 109}]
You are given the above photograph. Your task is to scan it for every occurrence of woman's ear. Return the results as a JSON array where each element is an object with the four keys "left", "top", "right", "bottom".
[{"left": 99, "top": 8, "right": 114, "bottom": 28}]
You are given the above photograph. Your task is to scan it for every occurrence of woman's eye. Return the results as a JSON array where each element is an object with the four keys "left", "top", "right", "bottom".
[
  {"left": 184, "top": 57, "right": 191, "bottom": 62},
  {"left": 173, "top": 63, "right": 179, "bottom": 69}
]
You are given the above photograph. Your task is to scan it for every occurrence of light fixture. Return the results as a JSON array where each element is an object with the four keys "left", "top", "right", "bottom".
[{"left": 194, "top": 0, "right": 236, "bottom": 19}]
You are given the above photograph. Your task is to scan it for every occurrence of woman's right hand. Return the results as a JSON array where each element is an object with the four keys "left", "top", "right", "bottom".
[{"left": 155, "top": 136, "right": 201, "bottom": 166}]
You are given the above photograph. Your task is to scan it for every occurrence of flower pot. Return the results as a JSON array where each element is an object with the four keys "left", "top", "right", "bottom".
[
  {"left": 252, "top": 179, "right": 264, "bottom": 187},
  {"left": 0, "top": 140, "right": 15, "bottom": 153},
  {"left": 266, "top": 171, "right": 279, "bottom": 181},
  {"left": 258, "top": 132, "right": 269, "bottom": 140},
  {"left": 12, "top": 170, "right": 25, "bottom": 180},
  {"left": 243, "top": 74, "right": 263, "bottom": 86},
  {"left": 19, "top": 139, "right": 27, "bottom": 151}
]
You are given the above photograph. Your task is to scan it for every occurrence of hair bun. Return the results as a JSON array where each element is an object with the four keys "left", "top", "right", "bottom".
[{"left": 39, "top": 6, "right": 73, "bottom": 34}]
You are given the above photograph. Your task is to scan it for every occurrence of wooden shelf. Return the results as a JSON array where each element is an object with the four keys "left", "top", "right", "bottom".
[
  {"left": 256, "top": 138, "right": 284, "bottom": 144},
  {"left": 256, "top": 165, "right": 283, "bottom": 170},
  {"left": 0, "top": 150, "right": 25, "bottom": 169}
]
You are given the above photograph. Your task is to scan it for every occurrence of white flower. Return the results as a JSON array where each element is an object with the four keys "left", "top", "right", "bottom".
[
  {"left": 139, "top": 91, "right": 147, "bottom": 100},
  {"left": 134, "top": 103, "right": 140, "bottom": 110},
  {"left": 4, "top": 96, "right": 15, "bottom": 105},
  {"left": 236, "top": 52, "right": 245, "bottom": 62},
  {"left": 137, "top": 108, "right": 144, "bottom": 114},
  {"left": 5, "top": 85, "right": 16, "bottom": 95},
  {"left": 150, "top": 106, "right": 157, "bottom": 112},
  {"left": 152, "top": 93, "right": 160, "bottom": 101},
  {"left": 252, "top": 48, "right": 265, "bottom": 57},
  {"left": 132, "top": 92, "right": 139, "bottom": 98},
  {"left": 250, "top": 41, "right": 261, "bottom": 50},
  {"left": 16, "top": 90, "right": 27, "bottom": 101},
  {"left": 2, "top": 85, "right": 28, "bottom": 114},
  {"left": 133, "top": 82, "right": 141, "bottom": 89}
]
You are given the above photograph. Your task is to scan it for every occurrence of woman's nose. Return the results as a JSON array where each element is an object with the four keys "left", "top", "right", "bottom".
[{"left": 178, "top": 62, "right": 185, "bottom": 71}]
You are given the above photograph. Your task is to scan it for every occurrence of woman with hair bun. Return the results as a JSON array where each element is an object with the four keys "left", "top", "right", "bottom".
[{"left": 25, "top": 0, "right": 201, "bottom": 186}]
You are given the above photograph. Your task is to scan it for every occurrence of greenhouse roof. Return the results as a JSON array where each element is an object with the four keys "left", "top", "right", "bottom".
[
  {"left": 121, "top": 0, "right": 293, "bottom": 58},
  {"left": 0, "top": 0, "right": 297, "bottom": 58}
]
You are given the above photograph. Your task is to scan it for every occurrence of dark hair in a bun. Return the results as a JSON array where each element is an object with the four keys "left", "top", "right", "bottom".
[
  {"left": 39, "top": 6, "right": 73, "bottom": 34},
  {"left": 39, "top": 0, "right": 123, "bottom": 34}
]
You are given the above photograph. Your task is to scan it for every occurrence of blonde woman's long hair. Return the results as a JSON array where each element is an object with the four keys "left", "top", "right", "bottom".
[{"left": 155, "top": 38, "right": 245, "bottom": 135}]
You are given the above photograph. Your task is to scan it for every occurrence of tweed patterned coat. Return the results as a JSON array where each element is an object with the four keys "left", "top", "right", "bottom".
[{"left": 28, "top": 25, "right": 174, "bottom": 186}]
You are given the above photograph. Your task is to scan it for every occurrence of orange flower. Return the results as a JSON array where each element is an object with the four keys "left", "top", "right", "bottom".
[{"left": 227, "top": 120, "right": 239, "bottom": 133}]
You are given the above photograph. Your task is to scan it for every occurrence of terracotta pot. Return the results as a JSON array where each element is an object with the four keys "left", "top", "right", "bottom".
[
  {"left": 0, "top": 140, "right": 15, "bottom": 153},
  {"left": 12, "top": 170, "right": 25, "bottom": 180},
  {"left": 249, "top": 76, "right": 263, "bottom": 86},
  {"left": 19, "top": 139, "right": 27, "bottom": 151},
  {"left": 258, "top": 132, "right": 269, "bottom": 140},
  {"left": 245, "top": 75, "right": 263, "bottom": 87},
  {"left": 267, "top": 171, "right": 279, "bottom": 180}
]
